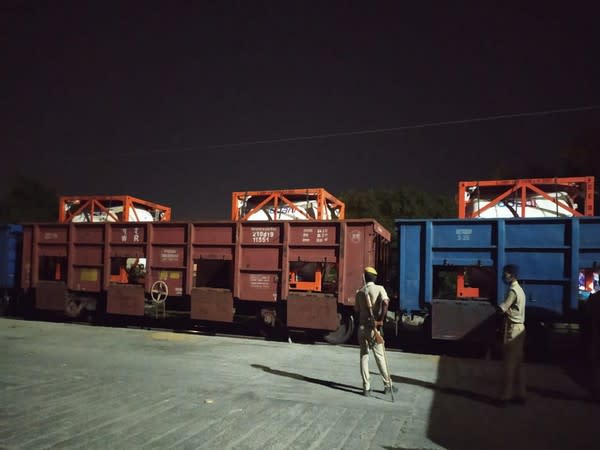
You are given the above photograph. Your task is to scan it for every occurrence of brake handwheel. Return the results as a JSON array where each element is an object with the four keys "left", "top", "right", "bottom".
[{"left": 150, "top": 280, "right": 169, "bottom": 304}]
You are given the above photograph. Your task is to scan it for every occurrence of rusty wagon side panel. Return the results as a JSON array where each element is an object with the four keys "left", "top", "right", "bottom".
[{"left": 21, "top": 219, "right": 390, "bottom": 332}]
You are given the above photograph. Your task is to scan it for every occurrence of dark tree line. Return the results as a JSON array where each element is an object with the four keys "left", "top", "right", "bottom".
[
  {"left": 339, "top": 132, "right": 600, "bottom": 233},
  {"left": 339, "top": 187, "right": 455, "bottom": 233},
  {"left": 0, "top": 174, "right": 58, "bottom": 223},
  {"left": 1, "top": 132, "right": 597, "bottom": 224},
  {"left": 491, "top": 131, "right": 600, "bottom": 180}
]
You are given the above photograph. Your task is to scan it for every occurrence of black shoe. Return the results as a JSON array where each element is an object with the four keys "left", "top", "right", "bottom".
[
  {"left": 384, "top": 385, "right": 398, "bottom": 394},
  {"left": 362, "top": 388, "right": 371, "bottom": 397},
  {"left": 510, "top": 397, "right": 527, "bottom": 406}
]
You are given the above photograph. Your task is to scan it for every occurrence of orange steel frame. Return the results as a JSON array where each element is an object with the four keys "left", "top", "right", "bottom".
[
  {"left": 456, "top": 176, "right": 595, "bottom": 297},
  {"left": 289, "top": 271, "right": 323, "bottom": 292},
  {"left": 231, "top": 188, "right": 346, "bottom": 221},
  {"left": 59, "top": 195, "right": 172, "bottom": 223},
  {"left": 458, "top": 176, "right": 595, "bottom": 218}
]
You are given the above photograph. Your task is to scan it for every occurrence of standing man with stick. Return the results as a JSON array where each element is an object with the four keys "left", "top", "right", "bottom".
[{"left": 354, "top": 266, "right": 397, "bottom": 399}]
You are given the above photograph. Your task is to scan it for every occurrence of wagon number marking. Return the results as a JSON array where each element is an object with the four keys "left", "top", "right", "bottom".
[{"left": 456, "top": 228, "right": 472, "bottom": 241}]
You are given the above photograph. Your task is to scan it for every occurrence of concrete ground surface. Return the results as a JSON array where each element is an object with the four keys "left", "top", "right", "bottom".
[{"left": 1, "top": 317, "right": 598, "bottom": 450}]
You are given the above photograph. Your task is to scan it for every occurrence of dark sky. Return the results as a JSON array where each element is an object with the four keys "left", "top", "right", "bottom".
[{"left": 2, "top": 1, "right": 599, "bottom": 219}]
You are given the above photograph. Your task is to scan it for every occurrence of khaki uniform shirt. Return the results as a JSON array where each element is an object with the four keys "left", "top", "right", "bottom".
[
  {"left": 499, "top": 280, "right": 526, "bottom": 324},
  {"left": 354, "top": 282, "right": 390, "bottom": 327}
]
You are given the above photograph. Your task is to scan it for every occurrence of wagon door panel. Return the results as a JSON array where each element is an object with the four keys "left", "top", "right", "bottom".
[
  {"left": 191, "top": 288, "right": 234, "bottom": 322},
  {"left": 236, "top": 224, "right": 283, "bottom": 302}
]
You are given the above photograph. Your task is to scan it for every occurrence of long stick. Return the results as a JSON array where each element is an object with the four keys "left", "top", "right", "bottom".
[
  {"left": 381, "top": 337, "right": 394, "bottom": 403},
  {"left": 365, "top": 289, "right": 394, "bottom": 402}
]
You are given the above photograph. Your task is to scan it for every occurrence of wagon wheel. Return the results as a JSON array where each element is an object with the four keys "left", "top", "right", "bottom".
[
  {"left": 324, "top": 309, "right": 355, "bottom": 345},
  {"left": 150, "top": 280, "right": 169, "bottom": 304},
  {"left": 65, "top": 297, "right": 84, "bottom": 318}
]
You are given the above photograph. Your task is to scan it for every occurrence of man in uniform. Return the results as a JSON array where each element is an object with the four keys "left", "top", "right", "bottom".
[
  {"left": 496, "top": 264, "right": 527, "bottom": 406},
  {"left": 585, "top": 291, "right": 600, "bottom": 400},
  {"left": 354, "top": 266, "right": 397, "bottom": 397}
]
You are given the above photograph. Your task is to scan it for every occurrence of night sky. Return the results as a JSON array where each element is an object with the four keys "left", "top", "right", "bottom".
[{"left": 2, "top": 1, "right": 599, "bottom": 220}]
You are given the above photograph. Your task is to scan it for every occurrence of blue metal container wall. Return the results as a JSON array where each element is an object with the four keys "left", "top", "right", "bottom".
[
  {"left": 504, "top": 220, "right": 570, "bottom": 316},
  {"left": 398, "top": 223, "right": 422, "bottom": 312},
  {"left": 0, "top": 225, "right": 23, "bottom": 289},
  {"left": 395, "top": 218, "right": 600, "bottom": 321}
]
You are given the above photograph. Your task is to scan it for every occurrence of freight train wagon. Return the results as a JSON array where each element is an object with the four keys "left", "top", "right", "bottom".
[
  {"left": 396, "top": 217, "right": 600, "bottom": 342},
  {"left": 20, "top": 219, "right": 390, "bottom": 344}
]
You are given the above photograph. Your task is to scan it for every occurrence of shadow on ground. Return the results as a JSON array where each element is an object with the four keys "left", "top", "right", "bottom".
[{"left": 250, "top": 364, "right": 363, "bottom": 395}]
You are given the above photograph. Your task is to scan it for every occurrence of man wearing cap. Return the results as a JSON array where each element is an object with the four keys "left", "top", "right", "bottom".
[
  {"left": 496, "top": 264, "right": 527, "bottom": 406},
  {"left": 354, "top": 266, "right": 397, "bottom": 397}
]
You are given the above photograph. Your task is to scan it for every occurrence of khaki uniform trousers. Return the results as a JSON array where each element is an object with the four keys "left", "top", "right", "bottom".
[
  {"left": 359, "top": 325, "right": 391, "bottom": 390},
  {"left": 500, "top": 323, "right": 526, "bottom": 400}
]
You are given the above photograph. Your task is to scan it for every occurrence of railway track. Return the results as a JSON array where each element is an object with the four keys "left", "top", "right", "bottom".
[
  {"left": 4, "top": 309, "right": 347, "bottom": 346},
  {"left": 1, "top": 309, "right": 466, "bottom": 357},
  {"left": 4, "top": 307, "right": 582, "bottom": 363}
]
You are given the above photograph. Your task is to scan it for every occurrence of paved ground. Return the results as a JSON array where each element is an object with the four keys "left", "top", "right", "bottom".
[{"left": 1, "top": 317, "right": 598, "bottom": 450}]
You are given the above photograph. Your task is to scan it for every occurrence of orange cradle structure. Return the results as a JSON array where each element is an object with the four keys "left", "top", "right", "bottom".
[
  {"left": 231, "top": 188, "right": 345, "bottom": 221},
  {"left": 59, "top": 195, "right": 172, "bottom": 224}
]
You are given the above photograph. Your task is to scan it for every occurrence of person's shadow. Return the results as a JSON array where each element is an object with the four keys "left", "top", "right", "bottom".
[
  {"left": 251, "top": 363, "right": 499, "bottom": 404},
  {"left": 251, "top": 364, "right": 363, "bottom": 395},
  {"left": 252, "top": 362, "right": 592, "bottom": 404},
  {"left": 390, "top": 372, "right": 497, "bottom": 405}
]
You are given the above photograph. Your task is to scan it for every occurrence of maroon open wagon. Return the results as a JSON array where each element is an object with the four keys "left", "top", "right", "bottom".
[{"left": 21, "top": 219, "right": 390, "bottom": 343}]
